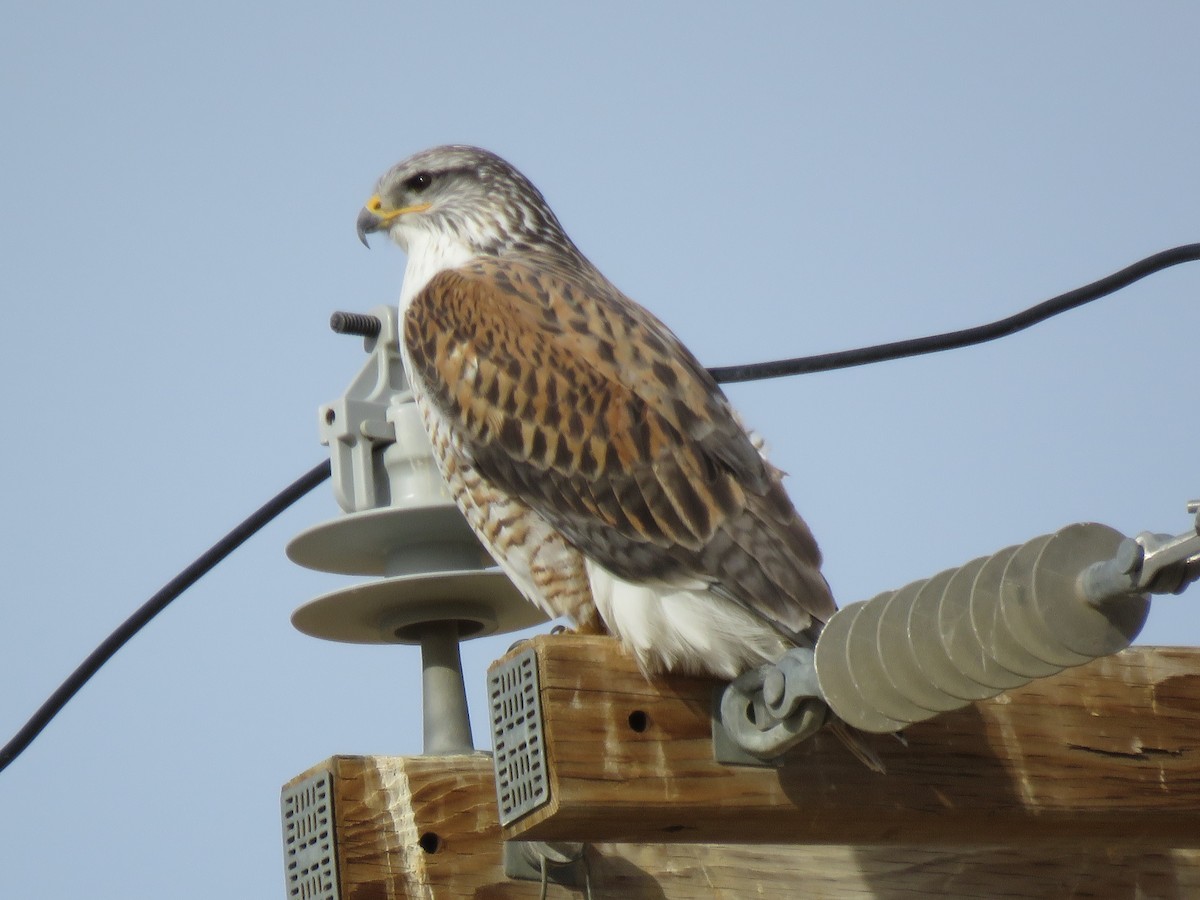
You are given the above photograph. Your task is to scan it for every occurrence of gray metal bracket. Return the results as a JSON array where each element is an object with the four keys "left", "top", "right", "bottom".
[
  {"left": 1082, "top": 501, "right": 1200, "bottom": 602},
  {"left": 489, "top": 646, "right": 551, "bottom": 826},
  {"left": 503, "top": 841, "right": 591, "bottom": 896},
  {"left": 713, "top": 647, "right": 828, "bottom": 765},
  {"left": 318, "top": 304, "right": 410, "bottom": 513},
  {"left": 281, "top": 770, "right": 339, "bottom": 900}
]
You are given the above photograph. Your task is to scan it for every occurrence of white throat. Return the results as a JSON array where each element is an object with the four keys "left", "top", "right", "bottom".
[{"left": 396, "top": 227, "right": 477, "bottom": 311}]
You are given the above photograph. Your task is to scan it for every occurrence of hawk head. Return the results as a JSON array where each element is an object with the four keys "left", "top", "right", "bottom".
[{"left": 356, "top": 145, "right": 571, "bottom": 257}]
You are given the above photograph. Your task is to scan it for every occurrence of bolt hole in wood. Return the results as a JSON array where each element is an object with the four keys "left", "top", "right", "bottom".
[
  {"left": 419, "top": 832, "right": 441, "bottom": 854},
  {"left": 627, "top": 710, "right": 649, "bottom": 732}
]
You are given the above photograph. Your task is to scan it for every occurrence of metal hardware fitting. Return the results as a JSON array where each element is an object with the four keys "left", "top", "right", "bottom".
[
  {"left": 489, "top": 646, "right": 551, "bottom": 825},
  {"left": 317, "top": 305, "right": 407, "bottom": 513},
  {"left": 329, "top": 310, "right": 382, "bottom": 338},
  {"left": 503, "top": 841, "right": 592, "bottom": 898},
  {"left": 281, "top": 770, "right": 339, "bottom": 900},
  {"left": 715, "top": 647, "right": 828, "bottom": 764},
  {"left": 717, "top": 508, "right": 1198, "bottom": 755},
  {"left": 1081, "top": 501, "right": 1200, "bottom": 601}
]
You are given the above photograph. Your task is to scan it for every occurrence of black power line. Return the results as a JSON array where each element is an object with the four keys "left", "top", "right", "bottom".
[
  {"left": 0, "top": 461, "right": 331, "bottom": 774},
  {"left": 708, "top": 242, "right": 1200, "bottom": 383},
  {"left": 2, "top": 242, "right": 1197, "bottom": 775}
]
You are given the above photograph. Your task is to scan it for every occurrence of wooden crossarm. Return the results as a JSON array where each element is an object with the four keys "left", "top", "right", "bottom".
[
  {"left": 497, "top": 636, "right": 1200, "bottom": 847},
  {"left": 282, "top": 640, "right": 1200, "bottom": 897}
]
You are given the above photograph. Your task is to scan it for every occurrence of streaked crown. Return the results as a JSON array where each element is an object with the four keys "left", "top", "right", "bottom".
[{"left": 364, "top": 145, "right": 577, "bottom": 257}]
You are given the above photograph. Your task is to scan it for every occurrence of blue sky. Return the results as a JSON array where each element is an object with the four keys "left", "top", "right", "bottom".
[{"left": 2, "top": 4, "right": 1198, "bottom": 897}]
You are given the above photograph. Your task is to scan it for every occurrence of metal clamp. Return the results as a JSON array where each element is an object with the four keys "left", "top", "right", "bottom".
[
  {"left": 319, "top": 305, "right": 410, "bottom": 513},
  {"left": 1135, "top": 500, "right": 1200, "bottom": 593},
  {"left": 1082, "top": 501, "right": 1200, "bottom": 602},
  {"left": 715, "top": 647, "right": 828, "bottom": 763}
]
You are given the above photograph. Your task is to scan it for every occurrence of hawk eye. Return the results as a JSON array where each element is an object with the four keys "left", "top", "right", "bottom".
[{"left": 404, "top": 172, "right": 433, "bottom": 193}]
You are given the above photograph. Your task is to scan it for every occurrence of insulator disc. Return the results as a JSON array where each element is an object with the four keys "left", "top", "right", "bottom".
[
  {"left": 287, "top": 504, "right": 486, "bottom": 576},
  {"left": 814, "top": 602, "right": 909, "bottom": 734},
  {"left": 845, "top": 582, "right": 938, "bottom": 723},
  {"left": 912, "top": 556, "right": 998, "bottom": 701},
  {"left": 953, "top": 545, "right": 1028, "bottom": 689},
  {"left": 990, "top": 537, "right": 1061, "bottom": 677},
  {"left": 1000, "top": 529, "right": 1094, "bottom": 667},
  {"left": 290, "top": 569, "right": 544, "bottom": 644},
  {"left": 877, "top": 575, "right": 965, "bottom": 713},
  {"left": 1032, "top": 523, "right": 1149, "bottom": 658},
  {"left": 971, "top": 536, "right": 1057, "bottom": 677}
]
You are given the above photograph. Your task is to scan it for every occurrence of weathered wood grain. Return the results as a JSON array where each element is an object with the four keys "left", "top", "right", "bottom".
[
  {"left": 285, "top": 753, "right": 1200, "bottom": 899},
  {"left": 280, "top": 639, "right": 1200, "bottom": 897},
  {"left": 502, "top": 636, "right": 1200, "bottom": 846}
]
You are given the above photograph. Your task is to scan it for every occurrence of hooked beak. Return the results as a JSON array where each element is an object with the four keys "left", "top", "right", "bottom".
[
  {"left": 355, "top": 194, "right": 432, "bottom": 247},
  {"left": 356, "top": 205, "right": 383, "bottom": 247}
]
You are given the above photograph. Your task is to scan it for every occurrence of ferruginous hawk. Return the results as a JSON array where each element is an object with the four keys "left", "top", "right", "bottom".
[{"left": 355, "top": 146, "right": 844, "bottom": 703}]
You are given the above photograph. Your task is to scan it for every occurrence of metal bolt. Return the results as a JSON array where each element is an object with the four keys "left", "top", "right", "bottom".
[
  {"left": 330, "top": 311, "right": 382, "bottom": 338},
  {"left": 1114, "top": 537, "right": 1143, "bottom": 575},
  {"left": 762, "top": 668, "right": 785, "bottom": 708}
]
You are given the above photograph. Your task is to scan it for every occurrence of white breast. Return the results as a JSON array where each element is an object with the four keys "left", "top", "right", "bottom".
[{"left": 396, "top": 228, "right": 475, "bottom": 312}]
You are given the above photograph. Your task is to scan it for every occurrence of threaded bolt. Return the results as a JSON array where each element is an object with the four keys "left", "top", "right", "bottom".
[{"left": 330, "top": 311, "right": 382, "bottom": 338}]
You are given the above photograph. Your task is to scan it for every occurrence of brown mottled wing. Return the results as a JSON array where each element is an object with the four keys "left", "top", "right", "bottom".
[{"left": 404, "top": 255, "right": 835, "bottom": 634}]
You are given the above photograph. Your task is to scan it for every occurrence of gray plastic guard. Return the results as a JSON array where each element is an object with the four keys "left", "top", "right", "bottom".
[
  {"left": 281, "top": 770, "right": 339, "bottom": 900},
  {"left": 489, "top": 645, "right": 550, "bottom": 826}
]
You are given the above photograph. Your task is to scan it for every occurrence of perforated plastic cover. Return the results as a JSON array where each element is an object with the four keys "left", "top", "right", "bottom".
[
  {"left": 489, "top": 646, "right": 549, "bottom": 826},
  {"left": 281, "top": 770, "right": 339, "bottom": 900}
]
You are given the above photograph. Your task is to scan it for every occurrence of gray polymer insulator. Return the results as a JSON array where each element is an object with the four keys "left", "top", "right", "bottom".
[{"left": 813, "top": 522, "right": 1150, "bottom": 733}]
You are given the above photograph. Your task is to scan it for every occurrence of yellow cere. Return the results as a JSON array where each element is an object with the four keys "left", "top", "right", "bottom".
[{"left": 364, "top": 194, "right": 431, "bottom": 222}]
